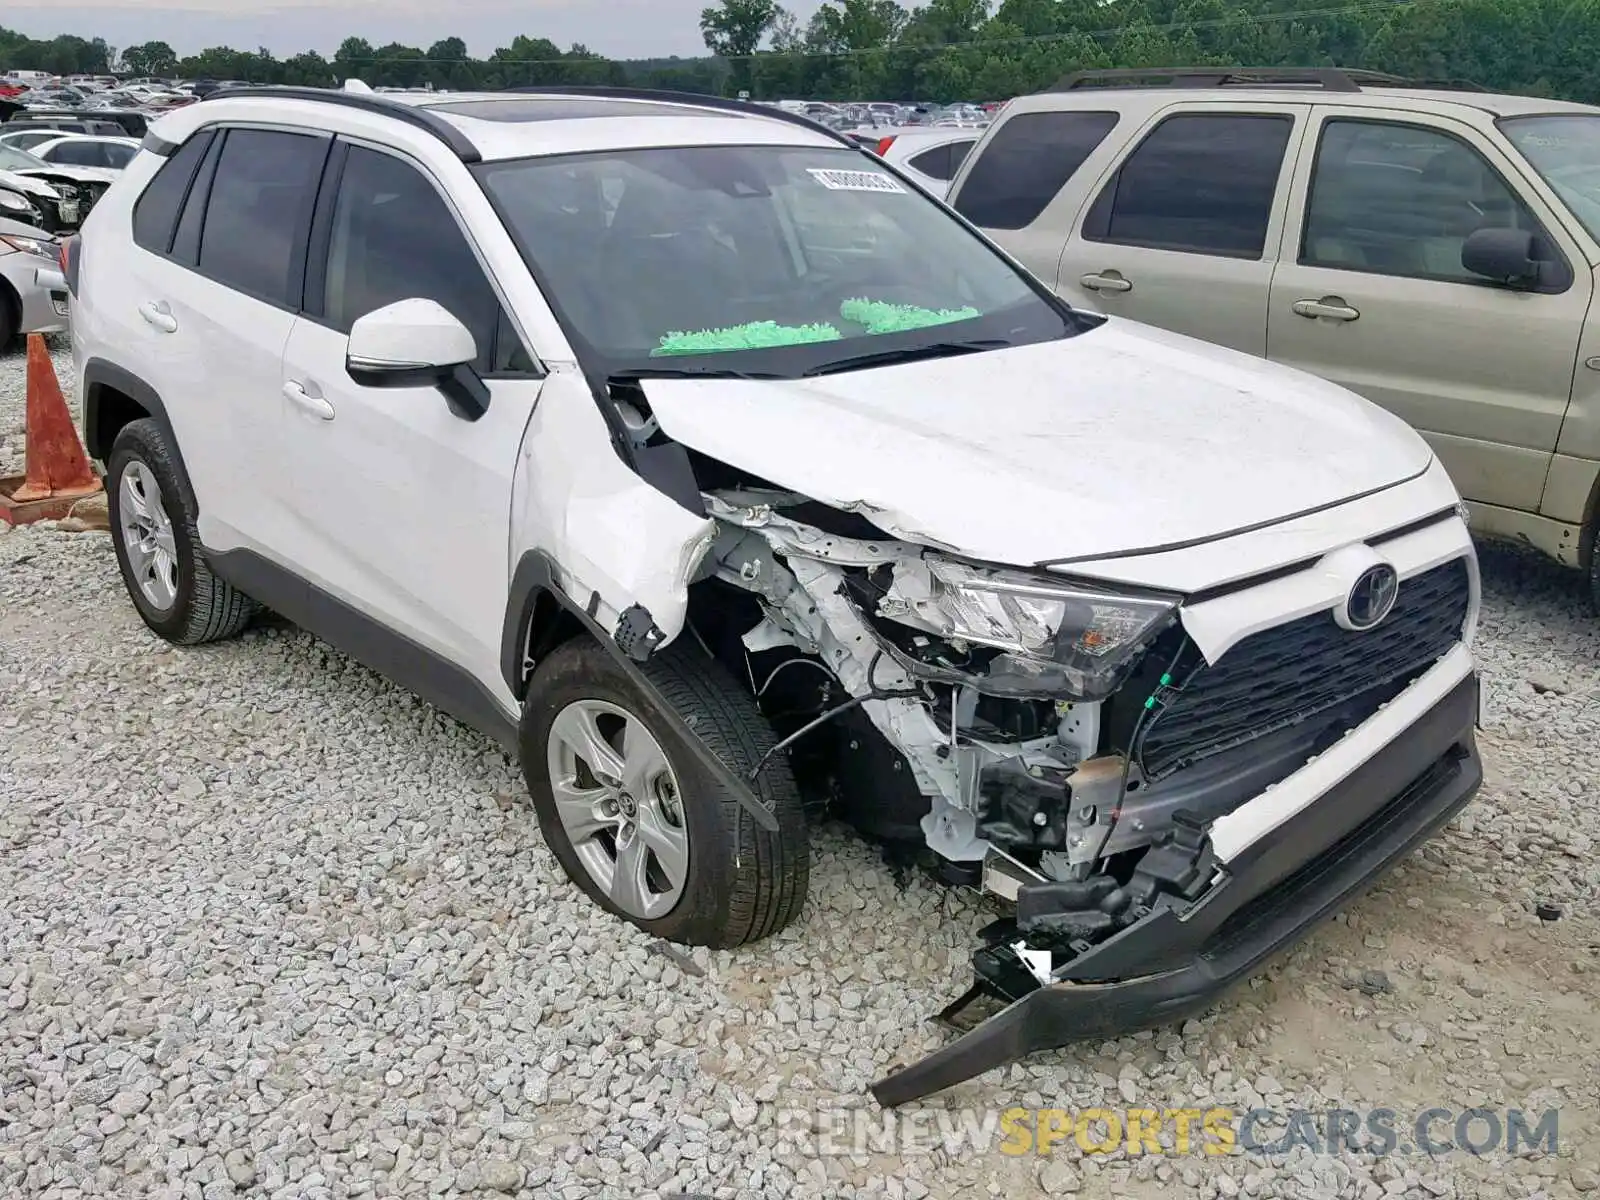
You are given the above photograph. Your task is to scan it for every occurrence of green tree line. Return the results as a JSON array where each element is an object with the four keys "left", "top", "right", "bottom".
[{"left": 6, "top": 0, "right": 1600, "bottom": 104}]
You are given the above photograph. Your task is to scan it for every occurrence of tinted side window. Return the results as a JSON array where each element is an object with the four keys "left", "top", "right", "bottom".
[
  {"left": 132, "top": 129, "right": 214, "bottom": 256},
  {"left": 954, "top": 111, "right": 1119, "bottom": 230},
  {"left": 47, "top": 141, "right": 102, "bottom": 167},
  {"left": 908, "top": 143, "right": 954, "bottom": 181},
  {"left": 1084, "top": 114, "right": 1294, "bottom": 258},
  {"left": 322, "top": 146, "right": 526, "bottom": 375},
  {"left": 198, "top": 128, "right": 328, "bottom": 307},
  {"left": 1302, "top": 120, "right": 1554, "bottom": 285},
  {"left": 103, "top": 143, "right": 138, "bottom": 169}
]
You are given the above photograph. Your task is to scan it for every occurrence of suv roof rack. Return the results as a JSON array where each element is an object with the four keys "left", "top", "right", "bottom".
[
  {"left": 1045, "top": 67, "right": 1486, "bottom": 94},
  {"left": 201, "top": 85, "right": 483, "bottom": 163},
  {"left": 502, "top": 85, "right": 859, "bottom": 147}
]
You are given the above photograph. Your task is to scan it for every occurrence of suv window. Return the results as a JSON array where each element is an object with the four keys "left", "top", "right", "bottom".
[
  {"left": 1083, "top": 113, "right": 1294, "bottom": 258},
  {"left": 953, "top": 111, "right": 1119, "bottom": 230},
  {"left": 320, "top": 145, "right": 530, "bottom": 375},
  {"left": 45, "top": 140, "right": 108, "bottom": 167},
  {"left": 132, "top": 129, "right": 214, "bottom": 256},
  {"left": 197, "top": 128, "right": 328, "bottom": 308},
  {"left": 1303, "top": 119, "right": 1550, "bottom": 284},
  {"left": 907, "top": 140, "right": 974, "bottom": 183}
]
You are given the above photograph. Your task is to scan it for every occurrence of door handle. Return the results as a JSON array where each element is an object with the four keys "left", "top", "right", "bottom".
[
  {"left": 282, "top": 381, "right": 335, "bottom": 421},
  {"left": 1292, "top": 297, "right": 1360, "bottom": 322},
  {"left": 1081, "top": 271, "right": 1133, "bottom": 293},
  {"left": 137, "top": 301, "right": 177, "bottom": 333}
]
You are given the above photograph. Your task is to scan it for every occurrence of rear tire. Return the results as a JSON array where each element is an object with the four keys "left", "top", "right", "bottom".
[
  {"left": 107, "top": 418, "right": 257, "bottom": 645},
  {"left": 1589, "top": 520, "right": 1600, "bottom": 617},
  {"left": 521, "top": 637, "right": 809, "bottom": 948}
]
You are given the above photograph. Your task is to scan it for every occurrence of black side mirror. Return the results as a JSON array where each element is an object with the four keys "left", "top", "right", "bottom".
[{"left": 1461, "top": 227, "right": 1542, "bottom": 288}]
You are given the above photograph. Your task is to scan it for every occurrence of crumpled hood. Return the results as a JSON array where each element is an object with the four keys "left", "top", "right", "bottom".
[
  {"left": 0, "top": 169, "right": 59, "bottom": 199},
  {"left": 641, "top": 319, "right": 1434, "bottom": 567},
  {"left": 16, "top": 164, "right": 117, "bottom": 186}
]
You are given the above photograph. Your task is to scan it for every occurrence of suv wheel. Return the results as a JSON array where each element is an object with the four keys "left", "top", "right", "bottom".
[
  {"left": 521, "top": 638, "right": 809, "bottom": 948},
  {"left": 1589, "top": 520, "right": 1600, "bottom": 616},
  {"left": 107, "top": 418, "right": 257, "bottom": 644}
]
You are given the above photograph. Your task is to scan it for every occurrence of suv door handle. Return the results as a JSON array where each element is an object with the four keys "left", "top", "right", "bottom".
[
  {"left": 1292, "top": 297, "right": 1360, "bottom": 322},
  {"left": 282, "top": 381, "right": 335, "bottom": 421},
  {"left": 137, "top": 301, "right": 177, "bottom": 333},
  {"left": 1081, "top": 271, "right": 1133, "bottom": 293}
]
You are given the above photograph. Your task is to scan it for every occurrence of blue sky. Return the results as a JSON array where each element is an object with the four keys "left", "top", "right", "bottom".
[{"left": 6, "top": 0, "right": 830, "bottom": 61}]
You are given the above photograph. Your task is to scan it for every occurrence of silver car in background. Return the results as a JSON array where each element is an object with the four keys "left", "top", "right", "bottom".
[{"left": 0, "top": 216, "right": 66, "bottom": 347}]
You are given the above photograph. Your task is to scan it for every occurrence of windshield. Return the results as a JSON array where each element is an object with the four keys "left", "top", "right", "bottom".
[
  {"left": 476, "top": 144, "right": 1075, "bottom": 376},
  {"left": 0, "top": 144, "right": 48, "bottom": 172},
  {"left": 1501, "top": 115, "right": 1600, "bottom": 242}
]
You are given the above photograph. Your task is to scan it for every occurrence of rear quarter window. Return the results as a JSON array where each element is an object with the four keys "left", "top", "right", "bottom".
[
  {"left": 952, "top": 110, "right": 1120, "bottom": 230},
  {"left": 132, "top": 130, "right": 215, "bottom": 256}
]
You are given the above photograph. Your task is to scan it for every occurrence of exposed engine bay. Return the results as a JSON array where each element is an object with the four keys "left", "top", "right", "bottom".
[
  {"left": 594, "top": 379, "right": 1476, "bottom": 1104},
  {"left": 601, "top": 376, "right": 1468, "bottom": 981}
]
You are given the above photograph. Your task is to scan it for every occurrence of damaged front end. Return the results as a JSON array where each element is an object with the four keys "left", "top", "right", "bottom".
[{"left": 687, "top": 482, "right": 1478, "bottom": 1105}]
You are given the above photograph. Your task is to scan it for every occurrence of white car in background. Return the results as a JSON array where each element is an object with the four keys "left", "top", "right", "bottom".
[
  {"left": 0, "top": 129, "right": 62, "bottom": 154},
  {"left": 26, "top": 134, "right": 141, "bottom": 175},
  {"left": 872, "top": 128, "right": 980, "bottom": 198}
]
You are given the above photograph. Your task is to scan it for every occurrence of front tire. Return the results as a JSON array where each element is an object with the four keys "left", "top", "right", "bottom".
[
  {"left": 521, "top": 637, "right": 809, "bottom": 948},
  {"left": 106, "top": 418, "right": 257, "bottom": 645}
]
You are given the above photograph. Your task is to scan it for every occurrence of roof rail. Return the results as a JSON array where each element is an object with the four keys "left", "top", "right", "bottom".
[
  {"left": 1045, "top": 67, "right": 1484, "bottom": 94},
  {"left": 201, "top": 85, "right": 482, "bottom": 162},
  {"left": 502, "top": 85, "right": 860, "bottom": 148}
]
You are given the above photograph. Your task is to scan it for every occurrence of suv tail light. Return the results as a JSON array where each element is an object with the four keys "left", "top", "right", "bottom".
[{"left": 875, "top": 135, "right": 897, "bottom": 157}]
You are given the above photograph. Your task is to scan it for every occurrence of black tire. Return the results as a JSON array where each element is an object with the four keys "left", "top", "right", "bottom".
[
  {"left": 521, "top": 637, "right": 809, "bottom": 948},
  {"left": 106, "top": 418, "right": 257, "bottom": 645},
  {"left": 0, "top": 285, "right": 19, "bottom": 354},
  {"left": 1589, "top": 520, "right": 1600, "bottom": 617}
]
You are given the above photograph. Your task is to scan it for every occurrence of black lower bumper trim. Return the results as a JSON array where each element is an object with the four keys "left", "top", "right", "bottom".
[{"left": 871, "top": 671, "right": 1481, "bottom": 1107}]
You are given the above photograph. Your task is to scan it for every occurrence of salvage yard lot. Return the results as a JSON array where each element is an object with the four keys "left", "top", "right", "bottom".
[{"left": 2, "top": 342, "right": 1599, "bottom": 1200}]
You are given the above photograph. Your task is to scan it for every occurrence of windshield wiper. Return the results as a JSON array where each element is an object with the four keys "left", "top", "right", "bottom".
[
  {"left": 800, "top": 338, "right": 1009, "bottom": 377},
  {"left": 610, "top": 365, "right": 788, "bottom": 382}
]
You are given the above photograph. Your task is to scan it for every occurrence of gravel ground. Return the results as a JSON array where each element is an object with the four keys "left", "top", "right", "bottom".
[{"left": 2, "top": 337, "right": 1598, "bottom": 1200}]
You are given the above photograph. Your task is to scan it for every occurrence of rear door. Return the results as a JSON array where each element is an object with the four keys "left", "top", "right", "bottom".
[
  {"left": 949, "top": 108, "right": 1123, "bottom": 282},
  {"left": 121, "top": 124, "right": 330, "bottom": 557},
  {"left": 1266, "top": 107, "right": 1591, "bottom": 513},
  {"left": 1055, "top": 102, "right": 1309, "bottom": 356}
]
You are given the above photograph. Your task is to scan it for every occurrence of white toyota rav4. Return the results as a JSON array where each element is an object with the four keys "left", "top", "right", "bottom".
[{"left": 66, "top": 85, "right": 1483, "bottom": 1104}]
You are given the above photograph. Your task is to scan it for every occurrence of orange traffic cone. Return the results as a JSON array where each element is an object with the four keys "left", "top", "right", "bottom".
[{"left": 0, "top": 334, "right": 106, "bottom": 527}]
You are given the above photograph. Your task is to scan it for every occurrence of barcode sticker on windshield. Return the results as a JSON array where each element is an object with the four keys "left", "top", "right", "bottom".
[{"left": 808, "top": 168, "right": 906, "bottom": 194}]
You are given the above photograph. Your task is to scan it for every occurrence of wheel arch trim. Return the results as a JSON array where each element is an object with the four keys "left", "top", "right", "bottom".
[{"left": 503, "top": 549, "right": 780, "bottom": 832}]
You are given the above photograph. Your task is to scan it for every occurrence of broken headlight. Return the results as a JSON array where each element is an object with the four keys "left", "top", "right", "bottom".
[{"left": 880, "top": 557, "right": 1178, "bottom": 700}]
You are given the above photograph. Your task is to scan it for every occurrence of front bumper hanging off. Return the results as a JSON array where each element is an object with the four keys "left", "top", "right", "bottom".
[{"left": 871, "top": 671, "right": 1482, "bottom": 1107}]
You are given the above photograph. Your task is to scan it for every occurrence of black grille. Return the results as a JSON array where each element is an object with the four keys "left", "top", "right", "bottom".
[{"left": 1139, "top": 557, "right": 1470, "bottom": 780}]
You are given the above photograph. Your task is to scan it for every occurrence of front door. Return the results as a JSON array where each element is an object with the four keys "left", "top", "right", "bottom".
[
  {"left": 1266, "top": 106, "right": 1591, "bottom": 513},
  {"left": 277, "top": 141, "right": 544, "bottom": 703}
]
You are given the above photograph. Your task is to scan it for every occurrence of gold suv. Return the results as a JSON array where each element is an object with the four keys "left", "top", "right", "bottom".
[{"left": 951, "top": 67, "right": 1600, "bottom": 607}]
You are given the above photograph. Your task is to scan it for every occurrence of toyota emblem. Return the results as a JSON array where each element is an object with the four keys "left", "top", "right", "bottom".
[{"left": 1345, "top": 564, "right": 1400, "bottom": 631}]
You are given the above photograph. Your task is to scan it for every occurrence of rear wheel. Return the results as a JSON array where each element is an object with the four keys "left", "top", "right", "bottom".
[
  {"left": 1589, "top": 520, "right": 1600, "bottom": 616},
  {"left": 107, "top": 419, "right": 257, "bottom": 645},
  {"left": 521, "top": 637, "right": 809, "bottom": 948}
]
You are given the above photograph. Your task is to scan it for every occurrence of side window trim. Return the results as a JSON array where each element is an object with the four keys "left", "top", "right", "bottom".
[
  {"left": 1296, "top": 112, "right": 1574, "bottom": 294},
  {"left": 1081, "top": 108, "right": 1299, "bottom": 261},
  {"left": 308, "top": 134, "right": 544, "bottom": 379},
  {"left": 154, "top": 122, "right": 331, "bottom": 312},
  {"left": 132, "top": 126, "right": 215, "bottom": 258},
  {"left": 171, "top": 130, "right": 225, "bottom": 266}
]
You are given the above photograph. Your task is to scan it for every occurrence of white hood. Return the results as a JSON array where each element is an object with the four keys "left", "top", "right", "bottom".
[
  {"left": 16, "top": 164, "right": 117, "bottom": 186},
  {"left": 641, "top": 319, "right": 1434, "bottom": 567},
  {"left": 0, "top": 169, "right": 59, "bottom": 199}
]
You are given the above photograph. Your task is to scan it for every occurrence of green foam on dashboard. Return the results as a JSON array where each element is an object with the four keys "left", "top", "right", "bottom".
[
  {"left": 653, "top": 321, "right": 843, "bottom": 356},
  {"left": 841, "top": 297, "right": 982, "bottom": 334}
]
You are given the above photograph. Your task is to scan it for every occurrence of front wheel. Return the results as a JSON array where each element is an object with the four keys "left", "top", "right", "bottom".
[{"left": 521, "top": 637, "right": 809, "bottom": 948}]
